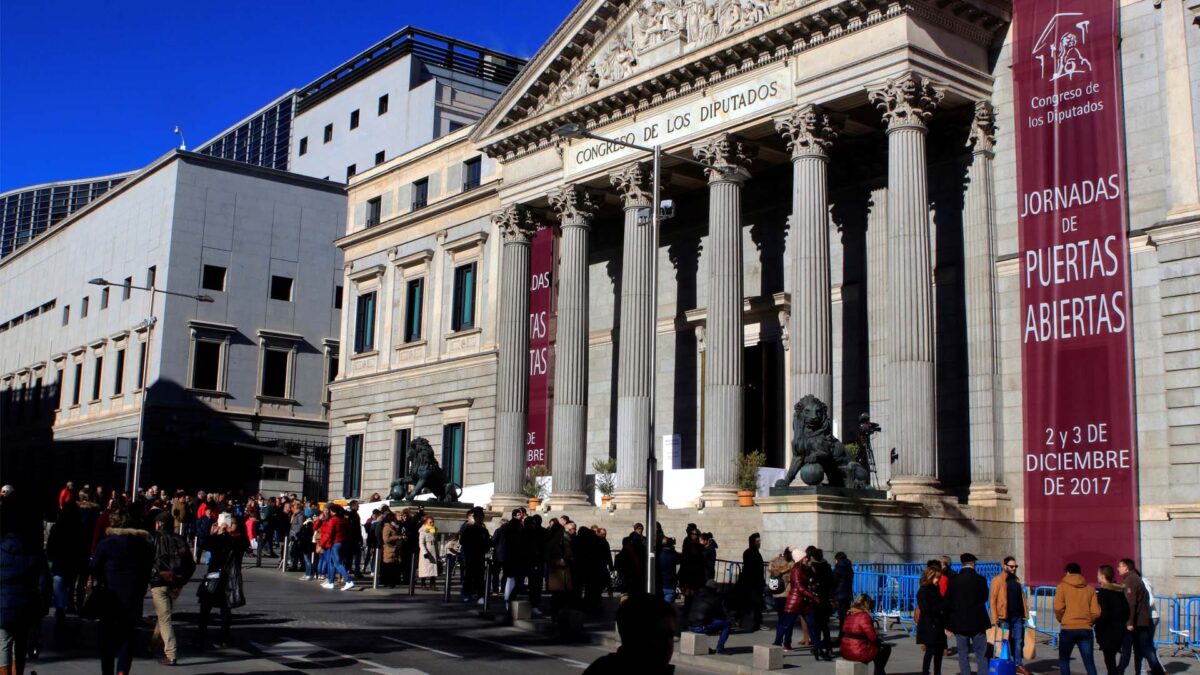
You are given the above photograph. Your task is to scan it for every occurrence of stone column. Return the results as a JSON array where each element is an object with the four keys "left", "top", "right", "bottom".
[
  {"left": 775, "top": 105, "right": 839, "bottom": 409},
  {"left": 963, "top": 102, "right": 1008, "bottom": 505},
  {"left": 869, "top": 74, "right": 943, "bottom": 500},
  {"left": 694, "top": 133, "right": 756, "bottom": 505},
  {"left": 610, "top": 163, "right": 656, "bottom": 508},
  {"left": 548, "top": 186, "right": 599, "bottom": 506},
  {"left": 491, "top": 205, "right": 537, "bottom": 512}
]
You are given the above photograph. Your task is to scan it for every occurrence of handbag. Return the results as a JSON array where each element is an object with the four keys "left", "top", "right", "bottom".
[
  {"left": 987, "top": 627, "right": 1016, "bottom": 675},
  {"left": 79, "top": 577, "right": 119, "bottom": 621}
]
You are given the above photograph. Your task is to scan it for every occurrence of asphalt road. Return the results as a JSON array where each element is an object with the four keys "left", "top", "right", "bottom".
[{"left": 25, "top": 564, "right": 711, "bottom": 675}]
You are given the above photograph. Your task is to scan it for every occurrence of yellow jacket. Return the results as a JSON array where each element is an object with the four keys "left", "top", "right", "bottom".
[
  {"left": 989, "top": 571, "right": 1029, "bottom": 624},
  {"left": 1054, "top": 573, "right": 1101, "bottom": 630}
]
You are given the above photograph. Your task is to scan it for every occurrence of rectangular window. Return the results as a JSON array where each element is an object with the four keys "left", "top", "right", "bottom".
[
  {"left": 463, "top": 157, "right": 482, "bottom": 190},
  {"left": 122, "top": 277, "right": 132, "bottom": 300},
  {"left": 343, "top": 434, "right": 363, "bottom": 499},
  {"left": 269, "top": 275, "right": 293, "bottom": 301},
  {"left": 334, "top": 285, "right": 343, "bottom": 310},
  {"left": 378, "top": 94, "right": 389, "bottom": 115},
  {"left": 349, "top": 109, "right": 360, "bottom": 129},
  {"left": 62, "top": 305, "right": 70, "bottom": 326},
  {"left": 404, "top": 278, "right": 424, "bottom": 343},
  {"left": 261, "top": 348, "right": 290, "bottom": 398},
  {"left": 441, "top": 423, "right": 465, "bottom": 485},
  {"left": 366, "top": 197, "right": 382, "bottom": 227},
  {"left": 412, "top": 178, "right": 428, "bottom": 210},
  {"left": 71, "top": 363, "right": 82, "bottom": 406},
  {"left": 91, "top": 356, "right": 103, "bottom": 401},
  {"left": 191, "top": 340, "right": 222, "bottom": 391},
  {"left": 100, "top": 287, "right": 109, "bottom": 309},
  {"left": 323, "top": 124, "right": 333, "bottom": 143},
  {"left": 262, "top": 467, "right": 289, "bottom": 482},
  {"left": 451, "top": 262, "right": 477, "bottom": 331},
  {"left": 55, "top": 367, "right": 64, "bottom": 410},
  {"left": 137, "top": 342, "right": 147, "bottom": 390},
  {"left": 81, "top": 296, "right": 89, "bottom": 318},
  {"left": 147, "top": 266, "right": 157, "bottom": 289},
  {"left": 346, "top": 164, "right": 357, "bottom": 180},
  {"left": 327, "top": 352, "right": 340, "bottom": 383},
  {"left": 113, "top": 348, "right": 126, "bottom": 395},
  {"left": 201, "top": 264, "right": 226, "bottom": 292},
  {"left": 374, "top": 150, "right": 385, "bottom": 166},
  {"left": 298, "top": 137, "right": 309, "bottom": 156},
  {"left": 353, "top": 291, "right": 377, "bottom": 353},
  {"left": 394, "top": 429, "right": 411, "bottom": 479}
]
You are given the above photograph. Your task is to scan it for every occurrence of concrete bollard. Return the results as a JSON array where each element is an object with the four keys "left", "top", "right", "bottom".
[
  {"left": 836, "top": 660, "right": 868, "bottom": 675},
  {"left": 679, "top": 632, "right": 710, "bottom": 655},
  {"left": 510, "top": 600, "right": 532, "bottom": 620},
  {"left": 754, "top": 644, "right": 783, "bottom": 670}
]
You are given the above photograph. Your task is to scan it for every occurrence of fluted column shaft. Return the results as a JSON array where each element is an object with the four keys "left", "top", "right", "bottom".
[
  {"left": 964, "top": 102, "right": 1007, "bottom": 504},
  {"left": 611, "top": 164, "right": 655, "bottom": 507},
  {"left": 776, "top": 106, "right": 838, "bottom": 408},
  {"left": 694, "top": 134, "right": 755, "bottom": 503},
  {"left": 492, "top": 206, "right": 536, "bottom": 510},
  {"left": 870, "top": 75, "right": 943, "bottom": 498},
  {"left": 549, "top": 187, "right": 597, "bottom": 505}
]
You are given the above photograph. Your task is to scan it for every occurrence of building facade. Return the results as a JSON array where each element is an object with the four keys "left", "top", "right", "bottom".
[
  {"left": 0, "top": 173, "right": 134, "bottom": 259},
  {"left": 334, "top": 0, "right": 1200, "bottom": 592},
  {"left": 0, "top": 152, "right": 345, "bottom": 498}
]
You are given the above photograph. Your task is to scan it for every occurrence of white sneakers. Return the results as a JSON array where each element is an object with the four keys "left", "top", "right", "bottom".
[
  {"left": 299, "top": 575, "right": 311, "bottom": 581},
  {"left": 321, "top": 582, "right": 335, "bottom": 589},
  {"left": 341, "top": 581, "right": 355, "bottom": 591}
]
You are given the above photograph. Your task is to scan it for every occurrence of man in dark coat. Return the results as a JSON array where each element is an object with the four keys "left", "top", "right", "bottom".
[
  {"left": 1095, "top": 565, "right": 1129, "bottom": 675},
  {"left": 833, "top": 552, "right": 855, "bottom": 640},
  {"left": 93, "top": 509, "right": 154, "bottom": 675},
  {"left": 686, "top": 580, "right": 732, "bottom": 654},
  {"left": 495, "top": 508, "right": 526, "bottom": 606},
  {"left": 737, "top": 533, "right": 765, "bottom": 630},
  {"left": 945, "top": 553, "right": 990, "bottom": 675}
]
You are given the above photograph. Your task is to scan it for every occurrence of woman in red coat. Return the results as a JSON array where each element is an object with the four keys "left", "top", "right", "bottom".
[
  {"left": 841, "top": 593, "right": 892, "bottom": 675},
  {"left": 773, "top": 549, "right": 822, "bottom": 656}
]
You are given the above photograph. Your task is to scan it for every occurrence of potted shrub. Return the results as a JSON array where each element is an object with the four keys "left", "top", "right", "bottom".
[
  {"left": 523, "top": 465, "right": 549, "bottom": 510},
  {"left": 592, "top": 457, "right": 617, "bottom": 507},
  {"left": 736, "top": 451, "right": 766, "bottom": 506}
]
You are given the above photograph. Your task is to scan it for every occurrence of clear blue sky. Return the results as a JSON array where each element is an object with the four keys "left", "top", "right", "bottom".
[{"left": 0, "top": 1, "right": 574, "bottom": 192}]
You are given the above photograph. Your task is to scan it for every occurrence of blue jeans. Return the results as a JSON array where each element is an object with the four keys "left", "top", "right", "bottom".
[
  {"left": 663, "top": 587, "right": 676, "bottom": 603},
  {"left": 52, "top": 573, "right": 76, "bottom": 610},
  {"left": 1117, "top": 625, "right": 1163, "bottom": 675},
  {"left": 329, "top": 543, "right": 349, "bottom": 582},
  {"left": 775, "top": 611, "right": 799, "bottom": 647},
  {"left": 1059, "top": 629, "right": 1099, "bottom": 675},
  {"left": 692, "top": 619, "right": 732, "bottom": 652},
  {"left": 302, "top": 550, "right": 314, "bottom": 577},
  {"left": 955, "top": 632, "right": 987, "bottom": 675},
  {"left": 998, "top": 619, "right": 1025, "bottom": 665}
]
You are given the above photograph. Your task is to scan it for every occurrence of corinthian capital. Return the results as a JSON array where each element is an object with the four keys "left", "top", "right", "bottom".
[
  {"left": 548, "top": 185, "right": 601, "bottom": 228},
  {"left": 692, "top": 133, "right": 756, "bottom": 182},
  {"left": 968, "top": 100, "right": 996, "bottom": 156},
  {"left": 610, "top": 162, "right": 657, "bottom": 208},
  {"left": 868, "top": 74, "right": 944, "bottom": 132},
  {"left": 775, "top": 105, "right": 839, "bottom": 160},
  {"left": 492, "top": 204, "right": 537, "bottom": 244}
]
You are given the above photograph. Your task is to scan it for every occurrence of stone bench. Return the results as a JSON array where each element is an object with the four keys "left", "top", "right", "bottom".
[
  {"left": 836, "top": 659, "right": 869, "bottom": 675},
  {"left": 680, "top": 631, "right": 710, "bottom": 655},
  {"left": 754, "top": 644, "right": 783, "bottom": 670}
]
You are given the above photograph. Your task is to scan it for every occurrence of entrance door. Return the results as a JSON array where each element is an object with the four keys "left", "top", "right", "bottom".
[{"left": 743, "top": 343, "right": 786, "bottom": 467}]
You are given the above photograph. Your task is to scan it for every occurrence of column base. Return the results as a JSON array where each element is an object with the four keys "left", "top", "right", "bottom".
[
  {"left": 889, "top": 477, "right": 941, "bottom": 503},
  {"left": 699, "top": 485, "right": 740, "bottom": 509},
  {"left": 489, "top": 492, "right": 527, "bottom": 514},
  {"left": 967, "top": 482, "right": 1010, "bottom": 507},
  {"left": 549, "top": 491, "right": 592, "bottom": 508},
  {"left": 611, "top": 489, "right": 648, "bottom": 510}
]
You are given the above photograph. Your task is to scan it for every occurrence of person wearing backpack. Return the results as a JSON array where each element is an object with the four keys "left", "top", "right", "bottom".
[{"left": 150, "top": 511, "right": 195, "bottom": 665}]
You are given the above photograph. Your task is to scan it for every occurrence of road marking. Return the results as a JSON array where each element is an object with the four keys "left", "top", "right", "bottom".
[
  {"left": 254, "top": 638, "right": 429, "bottom": 674},
  {"left": 461, "top": 635, "right": 588, "bottom": 668},
  {"left": 381, "top": 635, "right": 463, "bottom": 659}
]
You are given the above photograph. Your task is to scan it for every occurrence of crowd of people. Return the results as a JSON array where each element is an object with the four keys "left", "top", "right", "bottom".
[{"left": 0, "top": 480, "right": 1174, "bottom": 675}]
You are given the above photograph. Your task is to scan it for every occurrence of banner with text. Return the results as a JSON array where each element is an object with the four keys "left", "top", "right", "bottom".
[
  {"left": 1013, "top": 0, "right": 1138, "bottom": 585},
  {"left": 526, "top": 224, "right": 557, "bottom": 467}
]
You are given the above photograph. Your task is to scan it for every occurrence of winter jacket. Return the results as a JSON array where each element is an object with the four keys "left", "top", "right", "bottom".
[
  {"left": 841, "top": 608, "right": 881, "bottom": 662},
  {"left": 419, "top": 527, "right": 439, "bottom": 578},
  {"left": 583, "top": 647, "right": 675, "bottom": 675},
  {"left": 659, "top": 545, "right": 679, "bottom": 591},
  {"left": 832, "top": 558, "right": 854, "bottom": 600},
  {"left": 197, "top": 532, "right": 246, "bottom": 609},
  {"left": 989, "top": 571, "right": 1029, "bottom": 623},
  {"left": 494, "top": 518, "right": 525, "bottom": 572},
  {"left": 809, "top": 559, "right": 835, "bottom": 602},
  {"left": 784, "top": 563, "right": 818, "bottom": 614},
  {"left": 768, "top": 556, "right": 794, "bottom": 600},
  {"left": 740, "top": 545, "right": 765, "bottom": 590},
  {"left": 320, "top": 514, "right": 347, "bottom": 549},
  {"left": 678, "top": 538, "right": 707, "bottom": 591},
  {"left": 1054, "top": 573, "right": 1101, "bottom": 629},
  {"left": 93, "top": 528, "right": 154, "bottom": 623},
  {"left": 0, "top": 533, "right": 50, "bottom": 629},
  {"left": 945, "top": 566, "right": 990, "bottom": 636},
  {"left": 381, "top": 522, "right": 402, "bottom": 564},
  {"left": 917, "top": 583, "right": 949, "bottom": 649},
  {"left": 1121, "top": 570, "right": 1152, "bottom": 629},
  {"left": 1095, "top": 583, "right": 1128, "bottom": 650},
  {"left": 686, "top": 586, "right": 726, "bottom": 626},
  {"left": 46, "top": 513, "right": 87, "bottom": 577},
  {"left": 345, "top": 512, "right": 363, "bottom": 551}
]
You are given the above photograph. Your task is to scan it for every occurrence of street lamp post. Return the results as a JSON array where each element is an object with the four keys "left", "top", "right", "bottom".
[
  {"left": 554, "top": 124, "right": 723, "bottom": 594},
  {"left": 89, "top": 278, "right": 213, "bottom": 495}
]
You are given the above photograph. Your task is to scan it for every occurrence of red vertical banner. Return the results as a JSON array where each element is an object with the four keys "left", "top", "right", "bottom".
[
  {"left": 526, "top": 224, "right": 557, "bottom": 467},
  {"left": 1013, "top": 0, "right": 1138, "bottom": 585}
]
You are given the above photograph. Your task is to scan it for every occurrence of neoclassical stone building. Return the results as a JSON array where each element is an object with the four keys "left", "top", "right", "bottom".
[{"left": 333, "top": 0, "right": 1200, "bottom": 591}]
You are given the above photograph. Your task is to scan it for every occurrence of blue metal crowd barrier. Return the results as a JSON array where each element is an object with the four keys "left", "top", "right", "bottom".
[
  {"left": 1027, "top": 585, "right": 1060, "bottom": 646},
  {"left": 1171, "top": 596, "right": 1200, "bottom": 661}
]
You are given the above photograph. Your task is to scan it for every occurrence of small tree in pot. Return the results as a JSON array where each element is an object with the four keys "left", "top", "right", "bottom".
[
  {"left": 592, "top": 457, "right": 617, "bottom": 507},
  {"left": 736, "top": 451, "right": 766, "bottom": 506},
  {"left": 523, "top": 465, "right": 550, "bottom": 510}
]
